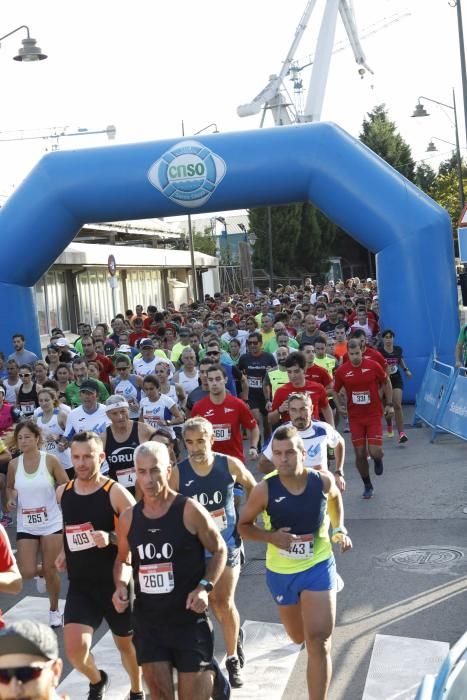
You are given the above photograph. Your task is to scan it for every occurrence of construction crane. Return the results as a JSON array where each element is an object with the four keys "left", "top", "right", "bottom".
[{"left": 237, "top": 1, "right": 407, "bottom": 126}]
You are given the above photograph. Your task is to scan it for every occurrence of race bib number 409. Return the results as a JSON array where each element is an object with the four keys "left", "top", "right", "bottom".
[{"left": 65, "top": 522, "right": 95, "bottom": 552}]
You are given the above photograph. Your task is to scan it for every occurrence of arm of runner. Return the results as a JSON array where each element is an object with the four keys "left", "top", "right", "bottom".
[
  {"left": 5, "top": 461, "right": 18, "bottom": 512},
  {"left": 168, "top": 465, "right": 180, "bottom": 492},
  {"left": 238, "top": 481, "right": 296, "bottom": 550},
  {"left": 90, "top": 482, "right": 137, "bottom": 550},
  {"left": 175, "top": 384, "right": 187, "bottom": 409},
  {"left": 184, "top": 498, "right": 227, "bottom": 613},
  {"left": 382, "top": 378, "right": 394, "bottom": 417},
  {"left": 320, "top": 472, "right": 352, "bottom": 553},
  {"left": 167, "top": 404, "right": 184, "bottom": 427},
  {"left": 112, "top": 506, "right": 133, "bottom": 613},
  {"left": 320, "top": 395, "right": 335, "bottom": 427},
  {"left": 240, "top": 373, "right": 249, "bottom": 402},
  {"left": 333, "top": 433, "right": 346, "bottom": 493},
  {"left": 47, "top": 454, "right": 69, "bottom": 486},
  {"left": 0, "top": 528, "right": 22, "bottom": 595},
  {"left": 227, "top": 456, "right": 256, "bottom": 496},
  {"left": 248, "top": 423, "right": 261, "bottom": 459}
]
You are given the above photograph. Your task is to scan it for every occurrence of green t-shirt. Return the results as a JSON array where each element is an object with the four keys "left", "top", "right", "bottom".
[
  {"left": 264, "top": 338, "right": 299, "bottom": 354},
  {"left": 65, "top": 380, "right": 109, "bottom": 408}
]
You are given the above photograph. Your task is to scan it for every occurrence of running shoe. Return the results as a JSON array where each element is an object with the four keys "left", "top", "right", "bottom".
[
  {"left": 225, "top": 656, "right": 243, "bottom": 688},
  {"left": 374, "top": 458, "right": 384, "bottom": 476},
  {"left": 128, "top": 693, "right": 145, "bottom": 700},
  {"left": 35, "top": 576, "right": 47, "bottom": 594},
  {"left": 88, "top": 670, "right": 109, "bottom": 699},
  {"left": 386, "top": 429, "right": 394, "bottom": 438},
  {"left": 336, "top": 573, "right": 345, "bottom": 593},
  {"left": 211, "top": 657, "right": 231, "bottom": 699},
  {"left": 237, "top": 627, "right": 245, "bottom": 668},
  {"left": 49, "top": 610, "right": 62, "bottom": 629},
  {"left": 399, "top": 432, "right": 408, "bottom": 444},
  {"left": 362, "top": 486, "right": 374, "bottom": 499}
]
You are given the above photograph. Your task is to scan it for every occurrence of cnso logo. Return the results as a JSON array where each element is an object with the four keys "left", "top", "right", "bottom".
[{"left": 148, "top": 139, "right": 226, "bottom": 208}]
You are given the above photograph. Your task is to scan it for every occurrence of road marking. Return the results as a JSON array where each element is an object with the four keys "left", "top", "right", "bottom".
[
  {"left": 58, "top": 629, "right": 132, "bottom": 700},
  {"left": 362, "top": 633, "right": 449, "bottom": 700},
  {"left": 224, "top": 620, "right": 302, "bottom": 699},
  {"left": 4, "top": 595, "right": 66, "bottom": 625}
]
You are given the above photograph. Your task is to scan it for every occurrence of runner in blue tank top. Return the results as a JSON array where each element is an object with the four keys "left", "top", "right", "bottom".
[
  {"left": 239, "top": 425, "right": 352, "bottom": 700},
  {"left": 170, "top": 417, "right": 256, "bottom": 690}
]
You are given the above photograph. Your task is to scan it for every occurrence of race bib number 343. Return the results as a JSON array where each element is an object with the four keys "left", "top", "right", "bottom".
[{"left": 139, "top": 563, "right": 174, "bottom": 594}]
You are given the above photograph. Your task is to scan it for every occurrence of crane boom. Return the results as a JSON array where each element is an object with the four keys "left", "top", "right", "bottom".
[{"left": 237, "top": 0, "right": 317, "bottom": 120}]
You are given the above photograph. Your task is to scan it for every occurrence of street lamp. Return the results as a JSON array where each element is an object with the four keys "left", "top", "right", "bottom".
[
  {"left": 411, "top": 90, "right": 465, "bottom": 209},
  {"left": 0, "top": 25, "right": 47, "bottom": 61},
  {"left": 426, "top": 137, "right": 456, "bottom": 153}
]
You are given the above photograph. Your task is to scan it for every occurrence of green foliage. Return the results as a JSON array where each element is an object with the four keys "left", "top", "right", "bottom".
[
  {"left": 415, "top": 162, "right": 437, "bottom": 193},
  {"left": 360, "top": 104, "right": 416, "bottom": 182},
  {"left": 430, "top": 170, "right": 464, "bottom": 230},
  {"left": 249, "top": 203, "right": 335, "bottom": 278},
  {"left": 191, "top": 228, "right": 217, "bottom": 256}
]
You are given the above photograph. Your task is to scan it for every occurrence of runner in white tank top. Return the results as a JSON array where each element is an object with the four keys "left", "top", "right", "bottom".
[
  {"left": 35, "top": 387, "right": 72, "bottom": 475},
  {"left": 6, "top": 421, "right": 69, "bottom": 628}
]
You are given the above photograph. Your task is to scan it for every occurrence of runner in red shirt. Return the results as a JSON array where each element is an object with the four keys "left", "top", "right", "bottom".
[
  {"left": 299, "top": 342, "right": 333, "bottom": 390},
  {"left": 268, "top": 352, "right": 333, "bottom": 427},
  {"left": 334, "top": 339, "right": 393, "bottom": 500},
  {"left": 191, "top": 364, "right": 260, "bottom": 464},
  {"left": 342, "top": 329, "right": 388, "bottom": 372}
]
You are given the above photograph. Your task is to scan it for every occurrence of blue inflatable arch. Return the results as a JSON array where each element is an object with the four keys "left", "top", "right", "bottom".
[{"left": 0, "top": 122, "right": 458, "bottom": 401}]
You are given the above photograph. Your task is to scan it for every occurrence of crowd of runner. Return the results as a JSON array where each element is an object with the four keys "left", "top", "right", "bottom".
[{"left": 0, "top": 276, "right": 413, "bottom": 699}]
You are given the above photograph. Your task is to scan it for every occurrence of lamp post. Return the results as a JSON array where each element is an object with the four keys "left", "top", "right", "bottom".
[
  {"left": 0, "top": 25, "right": 47, "bottom": 61},
  {"left": 267, "top": 206, "right": 274, "bottom": 290},
  {"left": 181, "top": 121, "right": 219, "bottom": 302},
  {"left": 452, "top": 0, "right": 467, "bottom": 147},
  {"left": 425, "top": 136, "right": 465, "bottom": 211},
  {"left": 411, "top": 90, "right": 465, "bottom": 209}
]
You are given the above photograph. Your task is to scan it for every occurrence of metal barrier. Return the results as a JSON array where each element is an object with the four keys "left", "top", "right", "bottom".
[
  {"left": 415, "top": 630, "right": 467, "bottom": 699},
  {"left": 435, "top": 367, "right": 467, "bottom": 441},
  {"left": 413, "top": 356, "right": 456, "bottom": 442}
]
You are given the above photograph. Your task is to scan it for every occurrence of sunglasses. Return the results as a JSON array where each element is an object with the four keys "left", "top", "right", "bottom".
[
  {"left": 19, "top": 373, "right": 31, "bottom": 378},
  {"left": 0, "top": 662, "right": 52, "bottom": 684}
]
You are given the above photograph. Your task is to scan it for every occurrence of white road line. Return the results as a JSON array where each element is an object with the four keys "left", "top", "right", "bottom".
[
  {"left": 58, "top": 629, "right": 132, "bottom": 700},
  {"left": 3, "top": 595, "right": 66, "bottom": 626},
  {"left": 224, "top": 620, "right": 302, "bottom": 699},
  {"left": 362, "top": 633, "right": 449, "bottom": 700}
]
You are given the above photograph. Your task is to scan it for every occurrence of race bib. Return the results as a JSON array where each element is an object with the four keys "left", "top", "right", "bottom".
[
  {"left": 389, "top": 364, "right": 399, "bottom": 375},
  {"left": 279, "top": 534, "right": 314, "bottom": 560},
  {"left": 213, "top": 424, "right": 231, "bottom": 441},
  {"left": 144, "top": 413, "right": 164, "bottom": 428},
  {"left": 45, "top": 440, "right": 57, "bottom": 451},
  {"left": 22, "top": 507, "right": 47, "bottom": 529},
  {"left": 248, "top": 376, "right": 262, "bottom": 389},
  {"left": 116, "top": 468, "right": 136, "bottom": 488},
  {"left": 20, "top": 402, "right": 35, "bottom": 415},
  {"left": 352, "top": 391, "right": 370, "bottom": 405},
  {"left": 65, "top": 522, "right": 96, "bottom": 552},
  {"left": 139, "top": 563, "right": 174, "bottom": 594},
  {"left": 211, "top": 508, "right": 227, "bottom": 531}
]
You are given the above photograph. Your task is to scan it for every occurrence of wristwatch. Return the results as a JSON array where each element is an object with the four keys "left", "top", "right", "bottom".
[{"left": 198, "top": 578, "right": 214, "bottom": 593}]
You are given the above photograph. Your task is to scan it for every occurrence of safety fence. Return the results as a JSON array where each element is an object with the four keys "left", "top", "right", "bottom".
[{"left": 414, "top": 355, "right": 467, "bottom": 443}]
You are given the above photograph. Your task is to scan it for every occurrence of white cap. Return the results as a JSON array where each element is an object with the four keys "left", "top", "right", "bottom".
[
  {"left": 118, "top": 344, "right": 132, "bottom": 353},
  {"left": 55, "top": 338, "right": 69, "bottom": 347},
  {"left": 104, "top": 398, "right": 129, "bottom": 412},
  {"left": 272, "top": 299, "right": 281, "bottom": 306}
]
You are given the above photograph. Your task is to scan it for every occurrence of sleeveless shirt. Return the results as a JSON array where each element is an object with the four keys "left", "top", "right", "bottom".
[
  {"left": 128, "top": 495, "right": 205, "bottom": 624},
  {"left": 178, "top": 453, "right": 238, "bottom": 551},
  {"left": 61, "top": 478, "right": 117, "bottom": 583},
  {"left": 105, "top": 422, "right": 139, "bottom": 493},
  {"left": 15, "top": 452, "right": 63, "bottom": 535},
  {"left": 17, "top": 383, "right": 39, "bottom": 417}
]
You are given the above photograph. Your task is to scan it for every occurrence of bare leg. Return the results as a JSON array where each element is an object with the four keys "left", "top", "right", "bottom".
[
  {"left": 209, "top": 563, "right": 241, "bottom": 656},
  {"left": 178, "top": 670, "right": 214, "bottom": 700},
  {"left": 353, "top": 445, "right": 370, "bottom": 479},
  {"left": 64, "top": 623, "right": 101, "bottom": 684},
  {"left": 112, "top": 633, "right": 142, "bottom": 694},
  {"left": 392, "top": 388, "right": 404, "bottom": 434},
  {"left": 277, "top": 603, "right": 305, "bottom": 645},
  {"left": 40, "top": 533, "right": 62, "bottom": 611},
  {"left": 15, "top": 538, "right": 40, "bottom": 580},
  {"left": 142, "top": 661, "right": 175, "bottom": 700},
  {"left": 300, "top": 589, "right": 336, "bottom": 700}
]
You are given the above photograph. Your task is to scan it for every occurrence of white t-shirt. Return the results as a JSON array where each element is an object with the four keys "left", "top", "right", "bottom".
[
  {"left": 262, "top": 419, "right": 340, "bottom": 470},
  {"left": 140, "top": 395, "right": 176, "bottom": 437},
  {"left": 64, "top": 404, "right": 110, "bottom": 439},
  {"left": 221, "top": 330, "right": 250, "bottom": 354}
]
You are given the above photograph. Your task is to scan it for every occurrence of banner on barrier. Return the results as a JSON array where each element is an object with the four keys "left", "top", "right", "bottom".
[
  {"left": 436, "top": 369, "right": 467, "bottom": 439},
  {"left": 414, "top": 358, "right": 454, "bottom": 432}
]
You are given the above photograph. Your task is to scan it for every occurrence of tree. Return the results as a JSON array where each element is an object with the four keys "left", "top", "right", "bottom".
[
  {"left": 191, "top": 225, "right": 217, "bottom": 256},
  {"left": 360, "top": 104, "right": 416, "bottom": 182},
  {"left": 249, "top": 205, "right": 302, "bottom": 277},
  {"left": 415, "top": 162, "right": 437, "bottom": 194},
  {"left": 430, "top": 170, "right": 463, "bottom": 231}
]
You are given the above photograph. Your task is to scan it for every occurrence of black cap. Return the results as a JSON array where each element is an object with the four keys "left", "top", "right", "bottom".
[
  {"left": 140, "top": 339, "right": 154, "bottom": 348},
  {"left": 0, "top": 621, "right": 59, "bottom": 660},
  {"left": 80, "top": 379, "right": 99, "bottom": 393}
]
